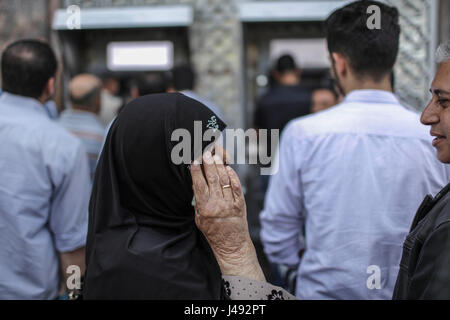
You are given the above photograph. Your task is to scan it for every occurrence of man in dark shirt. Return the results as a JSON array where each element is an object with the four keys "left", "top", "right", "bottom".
[
  {"left": 253, "top": 55, "right": 311, "bottom": 287},
  {"left": 254, "top": 54, "right": 311, "bottom": 194},
  {"left": 254, "top": 54, "right": 311, "bottom": 135}
]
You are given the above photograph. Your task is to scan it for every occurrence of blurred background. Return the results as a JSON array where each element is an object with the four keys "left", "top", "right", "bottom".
[{"left": 0, "top": 0, "right": 448, "bottom": 277}]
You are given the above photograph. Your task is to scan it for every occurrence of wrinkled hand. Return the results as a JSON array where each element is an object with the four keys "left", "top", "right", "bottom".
[{"left": 190, "top": 145, "right": 265, "bottom": 282}]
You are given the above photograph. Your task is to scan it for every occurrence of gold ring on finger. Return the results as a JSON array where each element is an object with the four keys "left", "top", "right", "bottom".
[{"left": 221, "top": 184, "right": 231, "bottom": 189}]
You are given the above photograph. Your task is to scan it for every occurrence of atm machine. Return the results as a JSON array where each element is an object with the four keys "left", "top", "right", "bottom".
[{"left": 52, "top": 5, "right": 193, "bottom": 108}]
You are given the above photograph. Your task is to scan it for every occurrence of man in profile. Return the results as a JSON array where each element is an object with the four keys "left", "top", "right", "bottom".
[
  {"left": 0, "top": 39, "right": 91, "bottom": 299},
  {"left": 393, "top": 40, "right": 450, "bottom": 299}
]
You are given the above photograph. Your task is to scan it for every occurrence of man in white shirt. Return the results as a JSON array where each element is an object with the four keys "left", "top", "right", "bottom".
[
  {"left": 100, "top": 75, "right": 123, "bottom": 126},
  {"left": 0, "top": 39, "right": 90, "bottom": 299},
  {"left": 260, "top": 0, "right": 450, "bottom": 299}
]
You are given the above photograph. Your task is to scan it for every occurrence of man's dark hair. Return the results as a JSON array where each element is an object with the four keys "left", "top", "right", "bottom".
[
  {"left": 325, "top": 0, "right": 400, "bottom": 81},
  {"left": 171, "top": 65, "right": 195, "bottom": 91},
  {"left": 1, "top": 39, "right": 57, "bottom": 99},
  {"left": 136, "top": 72, "right": 169, "bottom": 96},
  {"left": 276, "top": 54, "right": 297, "bottom": 74}
]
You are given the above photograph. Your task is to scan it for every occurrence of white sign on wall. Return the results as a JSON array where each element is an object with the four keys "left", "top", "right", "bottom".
[{"left": 107, "top": 41, "right": 174, "bottom": 71}]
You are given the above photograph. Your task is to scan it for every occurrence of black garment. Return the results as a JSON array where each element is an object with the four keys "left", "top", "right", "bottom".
[
  {"left": 393, "top": 182, "right": 450, "bottom": 299},
  {"left": 83, "top": 93, "right": 227, "bottom": 299},
  {"left": 254, "top": 84, "right": 311, "bottom": 133}
]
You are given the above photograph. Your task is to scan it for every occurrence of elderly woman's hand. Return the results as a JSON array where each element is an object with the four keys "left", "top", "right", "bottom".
[{"left": 190, "top": 146, "right": 265, "bottom": 282}]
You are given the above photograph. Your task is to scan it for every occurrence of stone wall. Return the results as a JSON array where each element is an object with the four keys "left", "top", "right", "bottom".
[
  {"left": 387, "top": 0, "right": 435, "bottom": 110},
  {"left": 0, "top": 0, "right": 50, "bottom": 88},
  {"left": 0, "top": 0, "right": 50, "bottom": 49},
  {"left": 0, "top": 0, "right": 61, "bottom": 100},
  {"left": 439, "top": 0, "right": 450, "bottom": 44}
]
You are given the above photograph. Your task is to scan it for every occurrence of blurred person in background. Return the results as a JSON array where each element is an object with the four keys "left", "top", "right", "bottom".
[
  {"left": 100, "top": 74, "right": 123, "bottom": 126},
  {"left": 100, "top": 71, "right": 170, "bottom": 150},
  {"left": 168, "top": 64, "right": 224, "bottom": 120},
  {"left": 254, "top": 54, "right": 311, "bottom": 136},
  {"left": 311, "top": 87, "right": 338, "bottom": 113},
  {"left": 130, "top": 72, "right": 170, "bottom": 98},
  {"left": 260, "top": 1, "right": 450, "bottom": 299},
  {"left": 0, "top": 39, "right": 90, "bottom": 299},
  {"left": 254, "top": 54, "right": 311, "bottom": 194},
  {"left": 59, "top": 74, "right": 106, "bottom": 181}
]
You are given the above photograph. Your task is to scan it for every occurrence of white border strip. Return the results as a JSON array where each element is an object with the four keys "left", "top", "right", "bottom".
[{"left": 52, "top": 5, "right": 193, "bottom": 30}]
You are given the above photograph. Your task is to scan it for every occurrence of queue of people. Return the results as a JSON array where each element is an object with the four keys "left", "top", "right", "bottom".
[{"left": 1, "top": 0, "right": 450, "bottom": 301}]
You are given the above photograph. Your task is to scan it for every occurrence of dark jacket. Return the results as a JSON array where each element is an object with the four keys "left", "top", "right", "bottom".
[
  {"left": 254, "top": 85, "right": 311, "bottom": 133},
  {"left": 254, "top": 85, "right": 310, "bottom": 164},
  {"left": 393, "top": 182, "right": 450, "bottom": 299}
]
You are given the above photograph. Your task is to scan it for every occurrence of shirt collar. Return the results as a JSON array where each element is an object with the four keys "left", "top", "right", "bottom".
[
  {"left": 343, "top": 89, "right": 400, "bottom": 105},
  {"left": 0, "top": 92, "right": 48, "bottom": 117},
  {"left": 62, "top": 108, "right": 103, "bottom": 123}
]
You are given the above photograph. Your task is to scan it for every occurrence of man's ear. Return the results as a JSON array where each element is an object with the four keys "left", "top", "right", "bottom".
[
  {"left": 331, "top": 52, "right": 348, "bottom": 79},
  {"left": 44, "top": 77, "right": 55, "bottom": 99},
  {"left": 38, "top": 77, "right": 55, "bottom": 104}
]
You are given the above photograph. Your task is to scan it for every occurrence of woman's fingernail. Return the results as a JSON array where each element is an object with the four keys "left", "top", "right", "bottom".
[
  {"left": 204, "top": 151, "right": 212, "bottom": 159},
  {"left": 192, "top": 160, "right": 200, "bottom": 166}
]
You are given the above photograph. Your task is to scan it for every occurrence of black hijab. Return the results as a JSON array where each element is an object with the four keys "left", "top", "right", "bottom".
[{"left": 83, "top": 93, "right": 227, "bottom": 299}]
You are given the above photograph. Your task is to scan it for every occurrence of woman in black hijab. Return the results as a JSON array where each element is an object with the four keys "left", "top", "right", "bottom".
[{"left": 83, "top": 93, "right": 227, "bottom": 299}]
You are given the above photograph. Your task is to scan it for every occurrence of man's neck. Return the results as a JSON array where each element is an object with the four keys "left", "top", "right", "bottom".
[
  {"left": 37, "top": 97, "right": 47, "bottom": 105},
  {"left": 4, "top": 91, "right": 48, "bottom": 106},
  {"left": 37, "top": 92, "right": 50, "bottom": 105},
  {"left": 344, "top": 77, "right": 392, "bottom": 95}
]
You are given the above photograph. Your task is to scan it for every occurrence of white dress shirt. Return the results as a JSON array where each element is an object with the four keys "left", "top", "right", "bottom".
[{"left": 260, "top": 89, "right": 450, "bottom": 299}]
